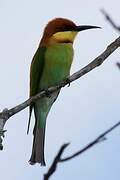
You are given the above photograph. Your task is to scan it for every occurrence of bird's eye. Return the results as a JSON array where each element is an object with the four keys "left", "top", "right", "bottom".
[
  {"left": 62, "top": 25, "right": 75, "bottom": 32},
  {"left": 62, "top": 26, "right": 70, "bottom": 31}
]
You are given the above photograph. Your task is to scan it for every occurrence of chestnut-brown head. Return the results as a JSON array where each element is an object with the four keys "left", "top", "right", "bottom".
[{"left": 40, "top": 18, "right": 100, "bottom": 46}]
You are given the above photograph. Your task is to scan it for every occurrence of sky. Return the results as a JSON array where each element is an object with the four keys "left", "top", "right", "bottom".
[{"left": 0, "top": 0, "right": 120, "bottom": 180}]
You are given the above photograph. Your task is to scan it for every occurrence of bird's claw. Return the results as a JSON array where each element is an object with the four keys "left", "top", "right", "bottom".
[
  {"left": 45, "top": 90, "right": 51, "bottom": 98},
  {"left": 66, "top": 78, "right": 71, "bottom": 87}
]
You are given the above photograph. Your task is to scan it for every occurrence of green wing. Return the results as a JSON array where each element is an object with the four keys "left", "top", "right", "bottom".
[{"left": 27, "top": 46, "right": 46, "bottom": 133}]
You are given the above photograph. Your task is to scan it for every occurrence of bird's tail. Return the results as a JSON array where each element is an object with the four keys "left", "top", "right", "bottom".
[
  {"left": 29, "top": 91, "right": 59, "bottom": 166},
  {"left": 29, "top": 121, "right": 46, "bottom": 166},
  {"left": 29, "top": 101, "right": 47, "bottom": 166}
]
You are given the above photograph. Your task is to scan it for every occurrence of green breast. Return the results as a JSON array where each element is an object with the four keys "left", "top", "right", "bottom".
[{"left": 39, "top": 43, "right": 74, "bottom": 89}]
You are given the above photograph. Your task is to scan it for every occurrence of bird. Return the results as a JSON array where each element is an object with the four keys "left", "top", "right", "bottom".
[{"left": 28, "top": 17, "right": 100, "bottom": 166}]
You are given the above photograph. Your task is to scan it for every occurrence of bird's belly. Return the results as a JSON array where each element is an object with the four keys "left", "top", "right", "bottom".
[{"left": 39, "top": 43, "right": 73, "bottom": 89}]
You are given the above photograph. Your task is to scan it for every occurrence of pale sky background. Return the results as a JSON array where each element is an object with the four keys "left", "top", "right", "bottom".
[{"left": 0, "top": 0, "right": 120, "bottom": 180}]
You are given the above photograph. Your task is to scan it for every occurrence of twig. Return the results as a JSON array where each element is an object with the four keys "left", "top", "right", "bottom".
[
  {"left": 116, "top": 62, "right": 120, "bottom": 69},
  {"left": 44, "top": 143, "right": 69, "bottom": 180},
  {"left": 0, "top": 36, "right": 120, "bottom": 149},
  {"left": 101, "top": 9, "right": 120, "bottom": 32},
  {"left": 44, "top": 121, "right": 120, "bottom": 180},
  {"left": 60, "top": 121, "right": 120, "bottom": 162}
]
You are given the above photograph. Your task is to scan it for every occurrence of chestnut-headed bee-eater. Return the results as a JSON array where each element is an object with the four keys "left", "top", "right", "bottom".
[{"left": 28, "top": 18, "right": 100, "bottom": 165}]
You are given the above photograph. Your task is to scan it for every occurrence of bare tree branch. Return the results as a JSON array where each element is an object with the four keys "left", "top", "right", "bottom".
[
  {"left": 44, "top": 120, "right": 120, "bottom": 180},
  {"left": 101, "top": 10, "right": 120, "bottom": 72},
  {"left": 0, "top": 36, "right": 120, "bottom": 149},
  {"left": 101, "top": 9, "right": 120, "bottom": 32},
  {"left": 44, "top": 143, "right": 69, "bottom": 180},
  {"left": 116, "top": 62, "right": 120, "bottom": 69}
]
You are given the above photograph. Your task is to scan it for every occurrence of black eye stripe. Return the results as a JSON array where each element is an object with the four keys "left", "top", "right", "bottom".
[{"left": 62, "top": 26, "right": 75, "bottom": 31}]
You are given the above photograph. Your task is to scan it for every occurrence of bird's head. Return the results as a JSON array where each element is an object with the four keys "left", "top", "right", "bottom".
[{"left": 40, "top": 18, "right": 100, "bottom": 46}]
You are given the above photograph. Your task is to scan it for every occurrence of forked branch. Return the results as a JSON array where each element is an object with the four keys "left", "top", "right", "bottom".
[{"left": 44, "top": 120, "right": 120, "bottom": 180}]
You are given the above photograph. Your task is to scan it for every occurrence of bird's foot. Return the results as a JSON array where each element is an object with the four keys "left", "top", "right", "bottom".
[
  {"left": 45, "top": 89, "right": 51, "bottom": 98},
  {"left": 66, "top": 78, "right": 71, "bottom": 87}
]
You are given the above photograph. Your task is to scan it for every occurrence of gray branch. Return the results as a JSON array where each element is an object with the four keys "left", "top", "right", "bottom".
[
  {"left": 44, "top": 143, "right": 69, "bottom": 180},
  {"left": 44, "top": 120, "right": 120, "bottom": 180},
  {"left": 0, "top": 36, "right": 120, "bottom": 149},
  {"left": 101, "top": 9, "right": 120, "bottom": 32},
  {"left": 116, "top": 62, "right": 120, "bottom": 69}
]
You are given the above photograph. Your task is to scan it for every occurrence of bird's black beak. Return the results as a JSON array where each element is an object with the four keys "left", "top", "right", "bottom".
[{"left": 75, "top": 25, "right": 101, "bottom": 32}]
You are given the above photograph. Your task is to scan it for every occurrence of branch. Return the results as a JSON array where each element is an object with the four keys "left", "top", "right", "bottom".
[
  {"left": 0, "top": 36, "right": 120, "bottom": 148},
  {"left": 44, "top": 120, "right": 120, "bottom": 180},
  {"left": 101, "top": 9, "right": 120, "bottom": 32},
  {"left": 116, "top": 62, "right": 120, "bottom": 69},
  {"left": 44, "top": 143, "right": 69, "bottom": 180}
]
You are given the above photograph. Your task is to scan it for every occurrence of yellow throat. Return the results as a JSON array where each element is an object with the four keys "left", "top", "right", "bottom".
[{"left": 49, "top": 31, "right": 78, "bottom": 44}]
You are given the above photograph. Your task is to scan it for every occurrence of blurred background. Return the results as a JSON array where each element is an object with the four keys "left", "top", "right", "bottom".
[{"left": 0, "top": 0, "right": 120, "bottom": 179}]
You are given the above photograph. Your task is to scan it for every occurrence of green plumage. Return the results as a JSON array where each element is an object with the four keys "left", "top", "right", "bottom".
[
  {"left": 29, "top": 43, "right": 73, "bottom": 165},
  {"left": 28, "top": 17, "right": 99, "bottom": 166}
]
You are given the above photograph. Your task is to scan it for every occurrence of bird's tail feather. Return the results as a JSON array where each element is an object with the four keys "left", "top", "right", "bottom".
[
  {"left": 29, "top": 92, "right": 59, "bottom": 165},
  {"left": 29, "top": 101, "right": 47, "bottom": 166},
  {"left": 29, "top": 123, "right": 46, "bottom": 166},
  {"left": 27, "top": 105, "right": 33, "bottom": 134}
]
